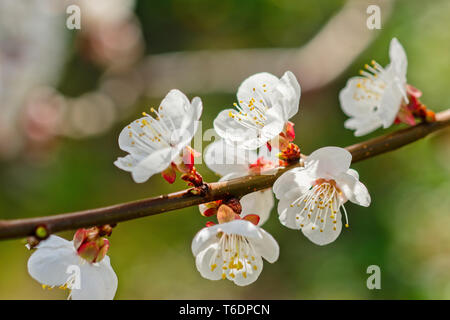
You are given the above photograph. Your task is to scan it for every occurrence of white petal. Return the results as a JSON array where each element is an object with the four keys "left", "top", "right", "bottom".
[
  {"left": 302, "top": 211, "right": 342, "bottom": 246},
  {"left": 240, "top": 189, "right": 274, "bottom": 226},
  {"left": 389, "top": 38, "right": 407, "bottom": 80},
  {"left": 70, "top": 256, "right": 118, "bottom": 300},
  {"left": 344, "top": 116, "right": 383, "bottom": 137},
  {"left": 114, "top": 154, "right": 140, "bottom": 172},
  {"left": 377, "top": 81, "right": 404, "bottom": 128},
  {"left": 204, "top": 139, "right": 256, "bottom": 176},
  {"left": 118, "top": 117, "right": 155, "bottom": 156},
  {"left": 272, "top": 167, "right": 313, "bottom": 199},
  {"left": 259, "top": 103, "right": 286, "bottom": 139},
  {"left": 273, "top": 71, "right": 301, "bottom": 120},
  {"left": 174, "top": 96, "right": 203, "bottom": 147},
  {"left": 347, "top": 168, "right": 359, "bottom": 180},
  {"left": 35, "top": 235, "right": 73, "bottom": 250},
  {"left": 216, "top": 220, "right": 263, "bottom": 240},
  {"left": 336, "top": 171, "right": 371, "bottom": 207},
  {"left": 28, "top": 237, "right": 79, "bottom": 287},
  {"left": 231, "top": 255, "right": 263, "bottom": 286},
  {"left": 131, "top": 147, "right": 175, "bottom": 183},
  {"left": 191, "top": 226, "right": 220, "bottom": 257},
  {"left": 339, "top": 77, "right": 382, "bottom": 118},
  {"left": 213, "top": 109, "right": 264, "bottom": 149},
  {"left": 277, "top": 191, "right": 305, "bottom": 230},
  {"left": 248, "top": 228, "right": 279, "bottom": 263},
  {"left": 158, "top": 89, "right": 192, "bottom": 129},
  {"left": 195, "top": 243, "right": 222, "bottom": 281},
  {"left": 306, "top": 146, "right": 352, "bottom": 178},
  {"left": 237, "top": 72, "right": 280, "bottom": 105}
]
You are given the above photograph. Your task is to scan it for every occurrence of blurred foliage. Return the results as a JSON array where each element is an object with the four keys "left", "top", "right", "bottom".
[{"left": 0, "top": 0, "right": 450, "bottom": 299}]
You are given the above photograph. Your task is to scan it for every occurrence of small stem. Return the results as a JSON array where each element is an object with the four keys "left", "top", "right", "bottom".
[{"left": 0, "top": 109, "right": 449, "bottom": 241}]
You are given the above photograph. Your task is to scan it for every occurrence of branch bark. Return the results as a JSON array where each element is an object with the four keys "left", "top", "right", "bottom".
[{"left": 0, "top": 109, "right": 449, "bottom": 240}]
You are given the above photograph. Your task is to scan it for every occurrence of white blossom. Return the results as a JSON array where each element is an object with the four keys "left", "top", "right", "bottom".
[
  {"left": 192, "top": 219, "right": 279, "bottom": 286},
  {"left": 115, "top": 89, "right": 202, "bottom": 183},
  {"left": 273, "top": 146, "right": 370, "bottom": 245},
  {"left": 339, "top": 38, "right": 408, "bottom": 136},
  {"left": 27, "top": 235, "right": 117, "bottom": 300},
  {"left": 214, "top": 71, "right": 300, "bottom": 149}
]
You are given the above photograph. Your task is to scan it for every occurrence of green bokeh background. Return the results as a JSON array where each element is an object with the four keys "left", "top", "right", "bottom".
[{"left": 1, "top": 0, "right": 450, "bottom": 299}]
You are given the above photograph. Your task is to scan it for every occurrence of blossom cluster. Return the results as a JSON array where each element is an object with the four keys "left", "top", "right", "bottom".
[{"left": 26, "top": 38, "right": 434, "bottom": 299}]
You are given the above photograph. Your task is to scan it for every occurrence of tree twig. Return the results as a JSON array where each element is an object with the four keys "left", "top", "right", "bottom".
[{"left": 0, "top": 109, "right": 449, "bottom": 240}]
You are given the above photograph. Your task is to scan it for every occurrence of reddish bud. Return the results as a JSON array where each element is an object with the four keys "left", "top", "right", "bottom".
[
  {"left": 95, "top": 238, "right": 110, "bottom": 262},
  {"left": 205, "top": 221, "right": 216, "bottom": 227},
  {"left": 77, "top": 242, "right": 100, "bottom": 263},
  {"left": 98, "top": 224, "right": 114, "bottom": 237},
  {"left": 425, "top": 110, "right": 436, "bottom": 122},
  {"left": 73, "top": 229, "right": 88, "bottom": 250},
  {"left": 278, "top": 143, "right": 301, "bottom": 163},
  {"left": 181, "top": 168, "right": 203, "bottom": 187},
  {"left": 73, "top": 227, "right": 111, "bottom": 263}
]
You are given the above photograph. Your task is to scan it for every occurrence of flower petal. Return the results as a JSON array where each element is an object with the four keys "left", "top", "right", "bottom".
[
  {"left": 28, "top": 236, "right": 79, "bottom": 287},
  {"left": 273, "top": 71, "right": 301, "bottom": 119},
  {"left": 272, "top": 167, "right": 313, "bottom": 200},
  {"left": 230, "top": 255, "right": 263, "bottom": 286},
  {"left": 191, "top": 226, "right": 220, "bottom": 257},
  {"left": 240, "top": 189, "right": 274, "bottom": 226},
  {"left": 339, "top": 77, "right": 381, "bottom": 118},
  {"left": 389, "top": 38, "right": 407, "bottom": 80},
  {"left": 213, "top": 109, "right": 264, "bottom": 149},
  {"left": 114, "top": 154, "right": 140, "bottom": 172},
  {"left": 215, "top": 220, "right": 263, "bottom": 240},
  {"left": 131, "top": 147, "right": 176, "bottom": 183},
  {"left": 306, "top": 146, "right": 352, "bottom": 178},
  {"left": 70, "top": 256, "right": 118, "bottom": 300},
  {"left": 344, "top": 116, "right": 383, "bottom": 137},
  {"left": 158, "top": 89, "right": 192, "bottom": 129},
  {"left": 195, "top": 243, "right": 223, "bottom": 281},
  {"left": 336, "top": 171, "right": 371, "bottom": 207},
  {"left": 248, "top": 228, "right": 279, "bottom": 263},
  {"left": 277, "top": 191, "right": 306, "bottom": 230},
  {"left": 237, "top": 72, "right": 280, "bottom": 105},
  {"left": 301, "top": 211, "right": 343, "bottom": 246},
  {"left": 377, "top": 80, "right": 404, "bottom": 128}
]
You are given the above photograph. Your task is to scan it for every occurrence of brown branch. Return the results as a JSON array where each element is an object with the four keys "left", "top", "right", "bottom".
[{"left": 0, "top": 109, "right": 449, "bottom": 240}]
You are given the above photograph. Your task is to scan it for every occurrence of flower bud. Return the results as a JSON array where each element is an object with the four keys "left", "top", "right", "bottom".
[
  {"left": 73, "top": 228, "right": 88, "bottom": 250},
  {"left": 425, "top": 110, "right": 436, "bottom": 122},
  {"left": 73, "top": 227, "right": 110, "bottom": 263},
  {"left": 77, "top": 241, "right": 99, "bottom": 263}
]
